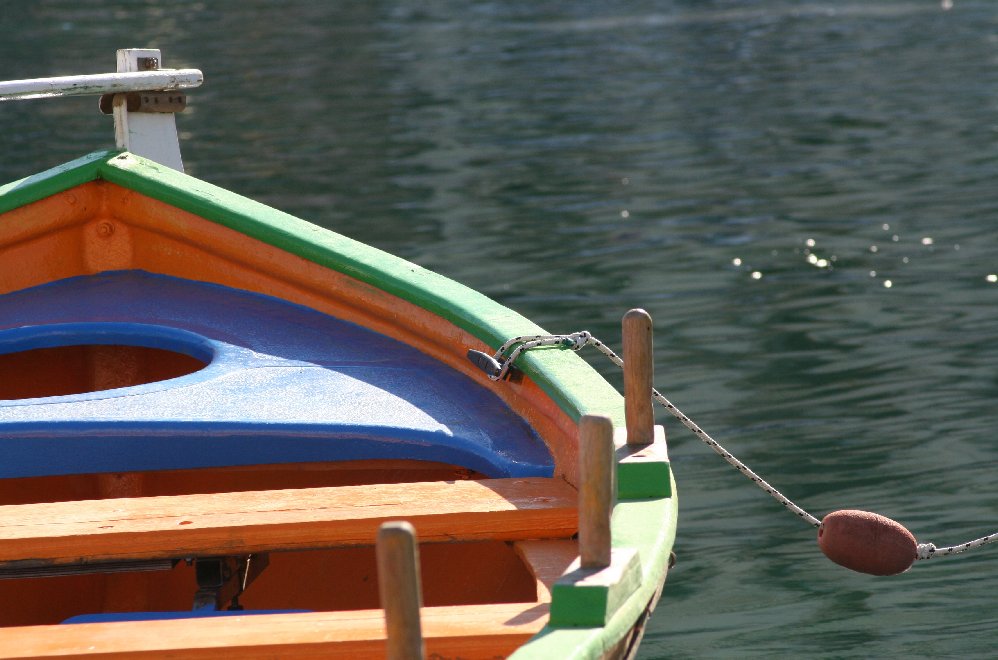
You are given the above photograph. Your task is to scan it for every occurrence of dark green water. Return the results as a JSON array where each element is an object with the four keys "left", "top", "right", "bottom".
[{"left": 3, "top": 2, "right": 998, "bottom": 657}]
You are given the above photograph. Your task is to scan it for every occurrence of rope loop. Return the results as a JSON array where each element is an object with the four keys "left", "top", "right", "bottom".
[
  {"left": 570, "top": 330, "right": 592, "bottom": 351},
  {"left": 485, "top": 331, "right": 594, "bottom": 381}
]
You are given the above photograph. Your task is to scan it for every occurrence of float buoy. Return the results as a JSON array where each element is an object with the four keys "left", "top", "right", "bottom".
[{"left": 818, "top": 509, "right": 917, "bottom": 576}]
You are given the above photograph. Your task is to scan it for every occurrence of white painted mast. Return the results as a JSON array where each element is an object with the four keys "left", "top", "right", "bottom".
[{"left": 0, "top": 48, "right": 202, "bottom": 172}]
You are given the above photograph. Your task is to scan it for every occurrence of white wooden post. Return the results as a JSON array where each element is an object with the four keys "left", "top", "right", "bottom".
[{"left": 112, "top": 48, "right": 185, "bottom": 172}]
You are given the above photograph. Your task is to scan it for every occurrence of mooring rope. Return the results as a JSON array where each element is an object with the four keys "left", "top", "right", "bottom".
[
  {"left": 478, "top": 331, "right": 998, "bottom": 562},
  {"left": 917, "top": 532, "right": 998, "bottom": 559}
]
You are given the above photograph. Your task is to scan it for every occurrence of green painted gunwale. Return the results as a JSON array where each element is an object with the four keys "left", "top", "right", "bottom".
[
  {"left": 0, "top": 151, "right": 677, "bottom": 658},
  {"left": 0, "top": 150, "right": 623, "bottom": 428}
]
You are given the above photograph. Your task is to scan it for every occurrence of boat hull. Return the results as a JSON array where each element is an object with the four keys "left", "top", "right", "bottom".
[{"left": 0, "top": 151, "right": 678, "bottom": 658}]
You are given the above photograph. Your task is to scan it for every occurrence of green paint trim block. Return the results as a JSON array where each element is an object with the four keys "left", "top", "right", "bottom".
[
  {"left": 548, "top": 548, "right": 643, "bottom": 628},
  {"left": 615, "top": 426, "right": 672, "bottom": 499},
  {"left": 514, "top": 492, "right": 678, "bottom": 659}
]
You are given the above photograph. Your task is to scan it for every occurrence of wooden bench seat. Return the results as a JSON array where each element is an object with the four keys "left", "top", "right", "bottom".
[
  {"left": 0, "top": 477, "right": 578, "bottom": 567},
  {"left": 0, "top": 603, "right": 550, "bottom": 659}
]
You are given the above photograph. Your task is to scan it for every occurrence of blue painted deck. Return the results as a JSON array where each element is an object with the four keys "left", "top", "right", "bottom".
[{"left": 0, "top": 271, "right": 552, "bottom": 479}]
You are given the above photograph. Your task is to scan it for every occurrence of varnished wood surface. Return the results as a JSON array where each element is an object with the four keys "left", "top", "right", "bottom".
[
  {"left": 622, "top": 309, "right": 655, "bottom": 445},
  {"left": 0, "top": 603, "right": 549, "bottom": 659},
  {"left": 0, "top": 478, "right": 578, "bottom": 566}
]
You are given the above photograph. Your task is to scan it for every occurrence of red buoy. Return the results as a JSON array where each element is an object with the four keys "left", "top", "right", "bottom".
[{"left": 818, "top": 509, "right": 917, "bottom": 576}]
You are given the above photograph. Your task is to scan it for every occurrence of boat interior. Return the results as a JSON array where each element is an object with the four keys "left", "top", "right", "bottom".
[{"left": 0, "top": 178, "right": 588, "bottom": 656}]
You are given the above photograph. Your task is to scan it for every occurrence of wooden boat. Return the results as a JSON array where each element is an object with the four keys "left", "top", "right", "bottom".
[{"left": 0, "top": 50, "right": 676, "bottom": 658}]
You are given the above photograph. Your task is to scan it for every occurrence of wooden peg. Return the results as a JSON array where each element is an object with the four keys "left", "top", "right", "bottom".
[
  {"left": 623, "top": 308, "right": 655, "bottom": 445},
  {"left": 579, "top": 414, "right": 616, "bottom": 569},
  {"left": 376, "top": 521, "right": 426, "bottom": 660}
]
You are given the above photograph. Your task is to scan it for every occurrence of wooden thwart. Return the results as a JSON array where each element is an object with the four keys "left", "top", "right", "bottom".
[
  {"left": 0, "top": 478, "right": 578, "bottom": 567},
  {"left": 514, "top": 539, "right": 580, "bottom": 602},
  {"left": 0, "top": 603, "right": 548, "bottom": 659}
]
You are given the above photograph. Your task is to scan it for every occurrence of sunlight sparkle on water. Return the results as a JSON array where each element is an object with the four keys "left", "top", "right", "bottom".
[
  {"left": 884, "top": 279, "right": 893, "bottom": 288},
  {"left": 806, "top": 253, "right": 829, "bottom": 268},
  {"left": 732, "top": 257, "right": 742, "bottom": 266},
  {"left": 751, "top": 271, "right": 762, "bottom": 280},
  {"left": 987, "top": 274, "right": 997, "bottom": 283}
]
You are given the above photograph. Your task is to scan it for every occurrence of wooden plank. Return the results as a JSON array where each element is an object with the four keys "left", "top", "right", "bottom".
[
  {"left": 0, "top": 603, "right": 548, "bottom": 659},
  {"left": 0, "top": 478, "right": 577, "bottom": 566},
  {"left": 514, "top": 539, "right": 579, "bottom": 602}
]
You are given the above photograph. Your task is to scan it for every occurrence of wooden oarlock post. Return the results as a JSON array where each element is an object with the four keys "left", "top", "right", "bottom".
[
  {"left": 579, "top": 414, "right": 616, "bottom": 569},
  {"left": 549, "top": 414, "right": 643, "bottom": 627},
  {"left": 623, "top": 308, "right": 656, "bottom": 445},
  {"left": 615, "top": 308, "right": 670, "bottom": 500},
  {"left": 377, "top": 521, "right": 426, "bottom": 660}
]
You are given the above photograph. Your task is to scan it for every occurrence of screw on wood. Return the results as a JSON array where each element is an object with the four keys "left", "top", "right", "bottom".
[
  {"left": 579, "top": 414, "right": 616, "bottom": 569},
  {"left": 623, "top": 308, "right": 655, "bottom": 445},
  {"left": 376, "top": 521, "right": 426, "bottom": 660}
]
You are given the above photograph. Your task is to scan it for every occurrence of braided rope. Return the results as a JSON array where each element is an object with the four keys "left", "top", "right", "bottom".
[
  {"left": 918, "top": 531, "right": 998, "bottom": 560},
  {"left": 488, "top": 332, "right": 821, "bottom": 527},
  {"left": 486, "top": 331, "right": 998, "bottom": 560}
]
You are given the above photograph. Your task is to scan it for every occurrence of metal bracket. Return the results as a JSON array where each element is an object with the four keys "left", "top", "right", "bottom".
[
  {"left": 0, "top": 48, "right": 199, "bottom": 171},
  {"left": 466, "top": 349, "right": 503, "bottom": 379},
  {"left": 192, "top": 554, "right": 270, "bottom": 611},
  {"left": 112, "top": 48, "right": 187, "bottom": 172},
  {"left": 99, "top": 92, "right": 187, "bottom": 115},
  {"left": 0, "top": 558, "right": 177, "bottom": 580}
]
